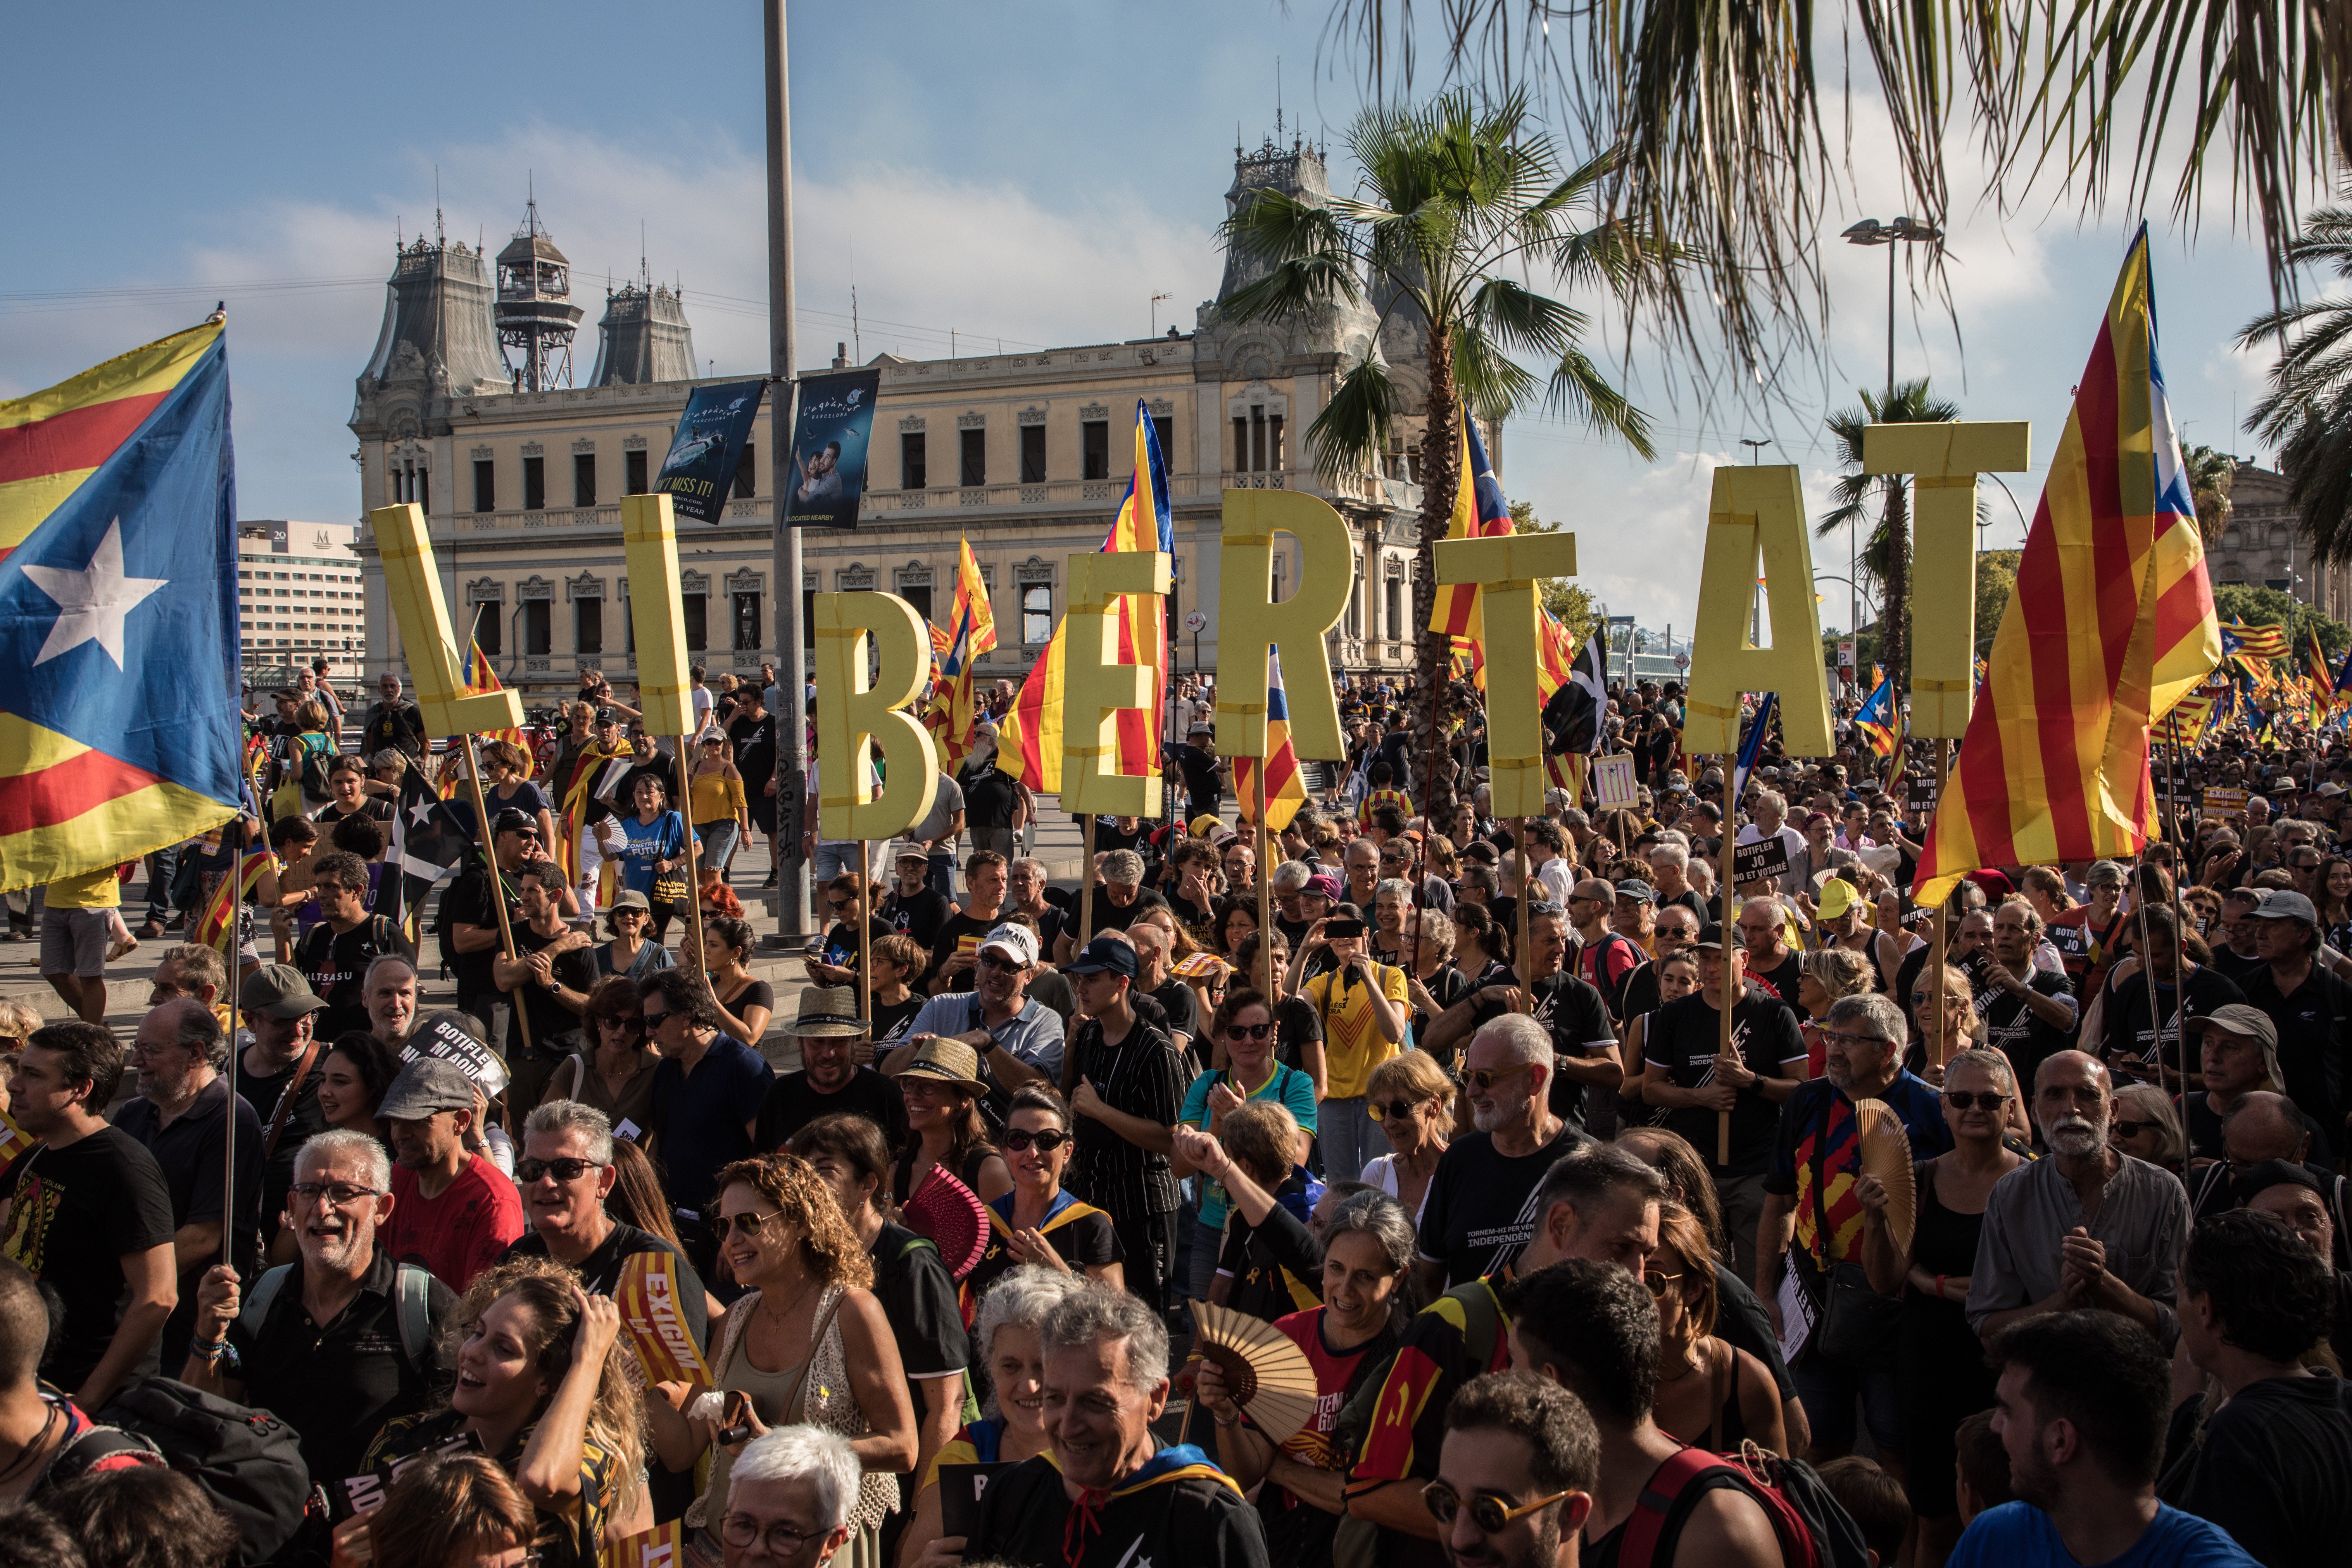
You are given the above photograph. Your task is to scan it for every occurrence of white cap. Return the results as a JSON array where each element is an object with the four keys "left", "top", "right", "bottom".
[{"left": 978, "top": 923, "right": 1040, "bottom": 966}]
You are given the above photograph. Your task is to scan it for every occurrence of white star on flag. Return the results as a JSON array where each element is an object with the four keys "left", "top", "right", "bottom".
[{"left": 21, "top": 519, "right": 168, "bottom": 669}]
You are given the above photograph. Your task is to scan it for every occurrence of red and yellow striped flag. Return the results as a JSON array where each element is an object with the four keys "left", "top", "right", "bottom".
[
  {"left": 1913, "top": 230, "right": 2220, "bottom": 906},
  {"left": 1427, "top": 411, "right": 1513, "bottom": 640}
]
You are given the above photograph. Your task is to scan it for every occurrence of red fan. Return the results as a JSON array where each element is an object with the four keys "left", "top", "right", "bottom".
[{"left": 904, "top": 1167, "right": 990, "bottom": 1280}]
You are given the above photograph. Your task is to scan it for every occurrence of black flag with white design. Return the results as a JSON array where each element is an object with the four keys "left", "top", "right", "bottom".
[
  {"left": 1542, "top": 633, "right": 1610, "bottom": 756},
  {"left": 383, "top": 760, "right": 477, "bottom": 936}
]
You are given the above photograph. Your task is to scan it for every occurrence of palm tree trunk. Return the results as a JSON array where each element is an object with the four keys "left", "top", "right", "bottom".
[
  {"left": 1884, "top": 479, "right": 1911, "bottom": 712},
  {"left": 1414, "top": 325, "right": 1463, "bottom": 826}
]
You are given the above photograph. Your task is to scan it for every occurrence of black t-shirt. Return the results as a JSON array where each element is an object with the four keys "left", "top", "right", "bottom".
[
  {"left": 925, "top": 911, "right": 1002, "bottom": 991},
  {"left": 440, "top": 866, "right": 520, "bottom": 996},
  {"left": 1149, "top": 978, "right": 1200, "bottom": 1046},
  {"left": 1066, "top": 1016, "right": 1187, "bottom": 1219},
  {"left": 2209, "top": 944, "right": 2269, "bottom": 986},
  {"left": 2181, "top": 1092, "right": 2335, "bottom": 1168},
  {"left": 961, "top": 765, "right": 1022, "bottom": 830},
  {"left": 241, "top": 1048, "right": 332, "bottom": 1243},
  {"left": 728, "top": 713, "right": 775, "bottom": 793},
  {"left": 1174, "top": 745, "right": 1223, "bottom": 808},
  {"left": 755, "top": 1067, "right": 911, "bottom": 1154},
  {"left": 1750, "top": 949, "right": 1805, "bottom": 1009},
  {"left": 870, "top": 1221, "right": 970, "bottom": 1453},
  {"left": 1215, "top": 1177, "right": 1324, "bottom": 1325},
  {"left": 1415, "top": 1120, "right": 1595, "bottom": 1289},
  {"left": 2100, "top": 963, "right": 2243, "bottom": 1074},
  {"left": 113, "top": 1080, "right": 265, "bottom": 1366},
  {"left": 882, "top": 886, "right": 954, "bottom": 950},
  {"left": 2240, "top": 964, "right": 2352, "bottom": 1133},
  {"left": 1466, "top": 972, "right": 1617, "bottom": 1133},
  {"left": 1978, "top": 967, "right": 2079, "bottom": 1096},
  {"left": 873, "top": 994, "right": 927, "bottom": 1047},
  {"left": 970, "top": 1450, "right": 1272, "bottom": 1568},
  {"left": 361, "top": 702, "right": 425, "bottom": 757},
  {"left": 965, "top": 1194, "right": 1123, "bottom": 1308},
  {"left": 314, "top": 798, "right": 397, "bottom": 829},
  {"left": 2159, "top": 1370, "right": 2352, "bottom": 1568},
  {"left": 820, "top": 917, "right": 894, "bottom": 973},
  {"left": 1644, "top": 984, "right": 1808, "bottom": 1177},
  {"left": 506, "top": 1221, "right": 708, "bottom": 1352},
  {"left": 295, "top": 914, "right": 409, "bottom": 1042},
  {"left": 226, "top": 1247, "right": 456, "bottom": 1489},
  {"left": 0, "top": 1128, "right": 177, "bottom": 1392},
  {"left": 503, "top": 922, "right": 597, "bottom": 1059}
]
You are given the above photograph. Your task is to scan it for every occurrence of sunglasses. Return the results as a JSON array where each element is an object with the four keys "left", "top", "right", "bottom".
[
  {"left": 1367, "top": 1098, "right": 1428, "bottom": 1122},
  {"left": 1422, "top": 1480, "right": 1575, "bottom": 1535},
  {"left": 641, "top": 1008, "right": 673, "bottom": 1026},
  {"left": 1001, "top": 1127, "right": 1071, "bottom": 1153},
  {"left": 722, "top": 1210, "right": 787, "bottom": 1240},
  {"left": 977, "top": 952, "right": 1025, "bottom": 973},
  {"left": 1225, "top": 1021, "right": 1273, "bottom": 1041},
  {"left": 288, "top": 1181, "right": 383, "bottom": 1209},
  {"left": 515, "top": 1156, "right": 606, "bottom": 1184},
  {"left": 1642, "top": 1269, "right": 1685, "bottom": 1300},
  {"left": 2110, "top": 1118, "right": 2158, "bottom": 1140},
  {"left": 1463, "top": 1063, "right": 1533, "bottom": 1093},
  {"left": 1943, "top": 1090, "right": 2008, "bottom": 1111}
]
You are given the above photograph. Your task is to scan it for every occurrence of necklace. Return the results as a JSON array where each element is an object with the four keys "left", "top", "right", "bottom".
[
  {"left": 759, "top": 1273, "right": 820, "bottom": 1333},
  {"left": 1654, "top": 1344, "right": 1704, "bottom": 1385}
]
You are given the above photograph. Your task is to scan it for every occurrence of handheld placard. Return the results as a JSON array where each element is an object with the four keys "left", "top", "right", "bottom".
[
  {"left": 1684, "top": 466, "right": 1833, "bottom": 757},
  {"left": 810, "top": 592, "right": 939, "bottom": 842},
  {"left": 1215, "top": 489, "right": 1349, "bottom": 763},
  {"left": 1061, "top": 550, "right": 1173, "bottom": 819},
  {"left": 618, "top": 494, "right": 694, "bottom": 737},
  {"left": 1431, "top": 531, "right": 1580, "bottom": 819},
  {"left": 365, "top": 503, "right": 525, "bottom": 737}
]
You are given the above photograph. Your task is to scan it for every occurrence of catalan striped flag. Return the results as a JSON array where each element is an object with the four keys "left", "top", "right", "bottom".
[
  {"left": 1430, "top": 414, "right": 1514, "bottom": 685},
  {"left": 1, "top": 319, "right": 244, "bottom": 891},
  {"left": 461, "top": 637, "right": 527, "bottom": 757},
  {"left": 925, "top": 538, "right": 995, "bottom": 765},
  {"left": 1912, "top": 229, "right": 2221, "bottom": 907},
  {"left": 2305, "top": 628, "right": 2335, "bottom": 698},
  {"left": 1853, "top": 675, "right": 1900, "bottom": 757},
  {"left": 191, "top": 844, "right": 273, "bottom": 948},
  {"left": 997, "top": 402, "right": 1172, "bottom": 791},
  {"left": 2222, "top": 621, "right": 2288, "bottom": 659},
  {"left": 1234, "top": 647, "right": 1308, "bottom": 830}
]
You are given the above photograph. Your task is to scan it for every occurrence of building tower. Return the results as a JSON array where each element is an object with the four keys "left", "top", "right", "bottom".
[
  {"left": 494, "top": 197, "right": 584, "bottom": 392},
  {"left": 591, "top": 267, "right": 698, "bottom": 386}
]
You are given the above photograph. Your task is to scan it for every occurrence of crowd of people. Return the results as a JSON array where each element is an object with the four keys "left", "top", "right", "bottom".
[{"left": 5, "top": 655, "right": 2352, "bottom": 1568}]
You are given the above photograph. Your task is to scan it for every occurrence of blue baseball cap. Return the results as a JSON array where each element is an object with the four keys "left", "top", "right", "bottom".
[{"left": 1064, "top": 934, "right": 1140, "bottom": 978}]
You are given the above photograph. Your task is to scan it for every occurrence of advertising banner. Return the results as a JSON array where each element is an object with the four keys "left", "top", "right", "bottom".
[
  {"left": 784, "top": 368, "right": 884, "bottom": 529},
  {"left": 656, "top": 379, "right": 768, "bottom": 525}
]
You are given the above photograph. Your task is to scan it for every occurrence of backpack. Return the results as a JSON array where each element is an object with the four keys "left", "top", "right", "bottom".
[
  {"left": 298, "top": 740, "right": 334, "bottom": 800},
  {"left": 240, "top": 1261, "right": 438, "bottom": 1377},
  {"left": 53, "top": 1379, "right": 312, "bottom": 1566},
  {"left": 1614, "top": 1444, "right": 1871, "bottom": 1568}
]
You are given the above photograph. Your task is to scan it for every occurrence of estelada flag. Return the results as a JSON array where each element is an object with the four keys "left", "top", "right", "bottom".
[
  {"left": 0, "top": 319, "right": 243, "bottom": 891},
  {"left": 925, "top": 537, "right": 996, "bottom": 765},
  {"left": 997, "top": 401, "right": 1172, "bottom": 791},
  {"left": 614, "top": 1251, "right": 712, "bottom": 1386},
  {"left": 461, "top": 638, "right": 527, "bottom": 759},
  {"left": 1234, "top": 646, "right": 1308, "bottom": 830},
  {"left": 1853, "top": 675, "right": 1900, "bottom": 758},
  {"left": 2221, "top": 620, "right": 2287, "bottom": 659},
  {"left": 1427, "top": 409, "right": 1512, "bottom": 639},
  {"left": 1912, "top": 228, "right": 2220, "bottom": 907}
]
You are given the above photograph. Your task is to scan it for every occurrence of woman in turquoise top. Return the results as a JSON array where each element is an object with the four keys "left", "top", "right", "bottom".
[
  {"left": 1172, "top": 987, "right": 1320, "bottom": 1303},
  {"left": 615, "top": 775, "right": 696, "bottom": 943}
]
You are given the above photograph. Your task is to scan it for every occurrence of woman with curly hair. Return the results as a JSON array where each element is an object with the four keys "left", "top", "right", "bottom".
[
  {"left": 359, "top": 1256, "right": 647, "bottom": 1568},
  {"left": 647, "top": 1152, "right": 917, "bottom": 1563}
]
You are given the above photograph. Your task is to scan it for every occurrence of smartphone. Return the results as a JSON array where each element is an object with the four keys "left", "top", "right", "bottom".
[
  {"left": 717, "top": 1390, "right": 754, "bottom": 1446},
  {"left": 1327, "top": 918, "right": 1367, "bottom": 939}
]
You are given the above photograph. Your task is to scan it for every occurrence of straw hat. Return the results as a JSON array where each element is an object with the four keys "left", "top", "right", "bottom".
[
  {"left": 782, "top": 987, "right": 866, "bottom": 1038},
  {"left": 889, "top": 1037, "right": 990, "bottom": 1095}
]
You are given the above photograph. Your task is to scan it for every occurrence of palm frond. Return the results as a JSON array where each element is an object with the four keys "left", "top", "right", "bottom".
[{"left": 1305, "top": 352, "right": 1401, "bottom": 485}]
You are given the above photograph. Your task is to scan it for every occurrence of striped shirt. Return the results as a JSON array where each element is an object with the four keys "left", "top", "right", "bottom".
[{"left": 1067, "top": 1014, "right": 1187, "bottom": 1219}]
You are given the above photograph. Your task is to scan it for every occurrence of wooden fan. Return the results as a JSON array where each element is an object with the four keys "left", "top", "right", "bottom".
[
  {"left": 1189, "top": 1301, "right": 1322, "bottom": 1445},
  {"left": 1851, "top": 1099, "right": 1916, "bottom": 1258}
]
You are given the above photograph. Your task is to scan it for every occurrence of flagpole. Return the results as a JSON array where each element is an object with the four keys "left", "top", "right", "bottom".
[
  {"left": 219, "top": 755, "right": 257, "bottom": 1272},
  {"left": 857, "top": 840, "right": 873, "bottom": 1023},
  {"left": 676, "top": 734, "right": 713, "bottom": 1010},
  {"left": 458, "top": 734, "right": 535, "bottom": 1074},
  {"left": 1713, "top": 760, "right": 1733, "bottom": 1166}
]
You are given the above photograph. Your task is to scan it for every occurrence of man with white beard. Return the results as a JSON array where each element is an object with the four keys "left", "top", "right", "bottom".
[
  {"left": 179, "top": 1129, "right": 455, "bottom": 1498},
  {"left": 1966, "top": 1050, "right": 2191, "bottom": 1349}
]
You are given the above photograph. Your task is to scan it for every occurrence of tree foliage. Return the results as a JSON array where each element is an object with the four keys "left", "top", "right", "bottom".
[{"left": 2210, "top": 582, "right": 2352, "bottom": 657}]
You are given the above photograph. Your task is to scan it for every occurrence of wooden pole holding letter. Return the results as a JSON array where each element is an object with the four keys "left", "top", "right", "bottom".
[
  {"left": 1513, "top": 819, "right": 1534, "bottom": 1015},
  {"left": 675, "top": 739, "right": 712, "bottom": 1006},
  {"left": 458, "top": 733, "right": 535, "bottom": 1066},
  {"left": 1715, "top": 757, "right": 1733, "bottom": 1166},
  {"left": 858, "top": 839, "right": 873, "bottom": 1023},
  {"left": 1255, "top": 766, "right": 1273, "bottom": 998},
  {"left": 1927, "top": 737, "right": 1951, "bottom": 1067},
  {"left": 1079, "top": 815, "right": 1098, "bottom": 949}
]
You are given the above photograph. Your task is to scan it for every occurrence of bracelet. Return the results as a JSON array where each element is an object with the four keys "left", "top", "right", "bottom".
[
  {"left": 1936, "top": 1274, "right": 1948, "bottom": 1300},
  {"left": 190, "top": 1337, "right": 228, "bottom": 1361}
]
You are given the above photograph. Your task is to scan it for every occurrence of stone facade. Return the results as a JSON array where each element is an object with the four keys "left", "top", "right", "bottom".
[
  {"left": 2202, "top": 459, "right": 2352, "bottom": 619},
  {"left": 348, "top": 137, "right": 1450, "bottom": 700}
]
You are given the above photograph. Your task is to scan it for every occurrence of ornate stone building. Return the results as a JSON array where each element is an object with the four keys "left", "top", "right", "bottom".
[
  {"left": 349, "top": 141, "right": 1452, "bottom": 701},
  {"left": 2203, "top": 459, "right": 2352, "bottom": 619}
]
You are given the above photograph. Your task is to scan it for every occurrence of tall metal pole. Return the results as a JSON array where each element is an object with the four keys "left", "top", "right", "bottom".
[
  {"left": 765, "top": 0, "right": 811, "bottom": 938},
  {"left": 1886, "top": 240, "right": 1898, "bottom": 405}
]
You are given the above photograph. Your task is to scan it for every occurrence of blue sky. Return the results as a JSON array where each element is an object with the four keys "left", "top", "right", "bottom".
[{"left": 0, "top": 1, "right": 2309, "bottom": 638}]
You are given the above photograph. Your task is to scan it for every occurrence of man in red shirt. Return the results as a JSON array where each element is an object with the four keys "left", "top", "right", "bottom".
[{"left": 375, "top": 1054, "right": 523, "bottom": 1291}]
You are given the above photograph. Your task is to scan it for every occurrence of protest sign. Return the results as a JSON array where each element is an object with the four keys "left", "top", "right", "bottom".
[
  {"left": 616, "top": 1251, "right": 713, "bottom": 1386},
  {"left": 1593, "top": 755, "right": 1639, "bottom": 810},
  {"left": 1732, "top": 833, "right": 1792, "bottom": 887},
  {"left": 401, "top": 1011, "right": 510, "bottom": 1098}
]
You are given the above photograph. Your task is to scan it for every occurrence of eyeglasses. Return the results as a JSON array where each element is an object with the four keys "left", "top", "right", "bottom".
[
  {"left": 1943, "top": 1090, "right": 2008, "bottom": 1111},
  {"left": 722, "top": 1210, "right": 788, "bottom": 1239},
  {"left": 720, "top": 1513, "right": 820, "bottom": 1556},
  {"left": 596, "top": 1015, "right": 643, "bottom": 1033},
  {"left": 977, "top": 952, "right": 1026, "bottom": 973},
  {"left": 1463, "top": 1063, "right": 1533, "bottom": 1093},
  {"left": 2110, "top": 1118, "right": 2156, "bottom": 1140},
  {"left": 1524, "top": 901, "right": 1563, "bottom": 917},
  {"left": 289, "top": 1182, "right": 383, "bottom": 1209},
  {"left": 1225, "top": 1021, "right": 1273, "bottom": 1041},
  {"left": 1642, "top": 1269, "right": 1685, "bottom": 1299},
  {"left": 515, "top": 1156, "right": 607, "bottom": 1184},
  {"left": 1816, "top": 1029, "right": 1891, "bottom": 1051},
  {"left": 825, "top": 896, "right": 848, "bottom": 911},
  {"left": 1001, "top": 1127, "right": 1071, "bottom": 1153},
  {"left": 1367, "top": 1098, "right": 1428, "bottom": 1123},
  {"left": 1422, "top": 1480, "right": 1576, "bottom": 1535},
  {"left": 641, "top": 1008, "right": 673, "bottom": 1027}
]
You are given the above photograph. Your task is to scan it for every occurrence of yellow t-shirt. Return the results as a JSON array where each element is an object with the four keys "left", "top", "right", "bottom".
[
  {"left": 689, "top": 769, "right": 745, "bottom": 825},
  {"left": 1303, "top": 961, "right": 1409, "bottom": 1100},
  {"left": 45, "top": 868, "right": 120, "bottom": 911}
]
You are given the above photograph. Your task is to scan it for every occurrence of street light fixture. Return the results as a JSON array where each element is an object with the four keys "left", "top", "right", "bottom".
[
  {"left": 1841, "top": 216, "right": 1944, "bottom": 405},
  {"left": 1739, "top": 438, "right": 1771, "bottom": 464}
]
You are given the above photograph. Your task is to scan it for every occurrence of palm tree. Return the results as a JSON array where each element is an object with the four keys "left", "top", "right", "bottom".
[
  {"left": 1322, "top": 0, "right": 2345, "bottom": 383},
  {"left": 1219, "top": 89, "right": 1658, "bottom": 813},
  {"left": 2243, "top": 203, "right": 2352, "bottom": 563},
  {"left": 2182, "top": 443, "right": 2237, "bottom": 545},
  {"left": 1817, "top": 379, "right": 1962, "bottom": 702}
]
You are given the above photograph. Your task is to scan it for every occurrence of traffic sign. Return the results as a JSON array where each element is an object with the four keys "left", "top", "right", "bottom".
[{"left": 1184, "top": 610, "right": 1208, "bottom": 633}]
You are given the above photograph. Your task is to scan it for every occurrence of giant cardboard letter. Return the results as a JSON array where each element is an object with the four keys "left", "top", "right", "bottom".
[
  {"left": 1063, "top": 550, "right": 1173, "bottom": 818},
  {"left": 1863, "top": 422, "right": 2032, "bottom": 738},
  {"left": 811, "top": 592, "right": 939, "bottom": 841},
  {"left": 1433, "top": 532, "right": 1580, "bottom": 818},
  {"left": 619, "top": 494, "right": 694, "bottom": 736},
  {"left": 367, "top": 503, "right": 525, "bottom": 736},
  {"left": 1685, "top": 466, "right": 1834, "bottom": 756},
  {"left": 1215, "top": 490, "right": 1349, "bottom": 761}
]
